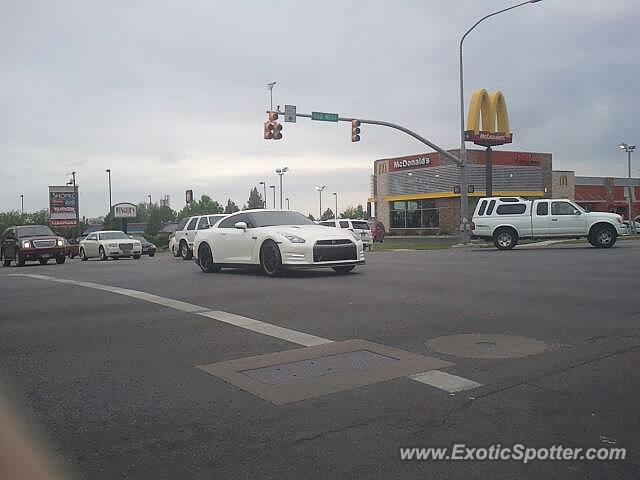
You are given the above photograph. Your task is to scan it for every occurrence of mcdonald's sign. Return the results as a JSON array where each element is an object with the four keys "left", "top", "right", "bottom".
[{"left": 465, "top": 89, "right": 513, "bottom": 147}]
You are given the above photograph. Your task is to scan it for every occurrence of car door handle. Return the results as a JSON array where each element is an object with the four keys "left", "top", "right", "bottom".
[{"left": 551, "top": 218, "right": 558, "bottom": 221}]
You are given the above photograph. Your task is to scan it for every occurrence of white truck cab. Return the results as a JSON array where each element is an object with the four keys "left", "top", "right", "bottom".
[{"left": 472, "top": 197, "right": 626, "bottom": 250}]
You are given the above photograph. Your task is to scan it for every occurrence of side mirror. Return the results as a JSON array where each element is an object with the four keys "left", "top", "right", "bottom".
[
  {"left": 234, "top": 221, "right": 248, "bottom": 230},
  {"left": 574, "top": 210, "right": 581, "bottom": 216}
]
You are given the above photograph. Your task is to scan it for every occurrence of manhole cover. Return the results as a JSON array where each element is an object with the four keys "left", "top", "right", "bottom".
[{"left": 425, "top": 334, "right": 547, "bottom": 359}]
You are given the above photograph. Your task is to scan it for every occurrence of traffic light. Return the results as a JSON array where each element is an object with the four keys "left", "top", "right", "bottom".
[
  {"left": 264, "top": 121, "right": 274, "bottom": 140},
  {"left": 273, "top": 122, "right": 283, "bottom": 140},
  {"left": 264, "top": 112, "right": 283, "bottom": 141},
  {"left": 351, "top": 119, "right": 361, "bottom": 142}
]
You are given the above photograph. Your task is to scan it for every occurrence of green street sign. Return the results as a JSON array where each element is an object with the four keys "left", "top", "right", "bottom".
[{"left": 311, "top": 111, "right": 339, "bottom": 122}]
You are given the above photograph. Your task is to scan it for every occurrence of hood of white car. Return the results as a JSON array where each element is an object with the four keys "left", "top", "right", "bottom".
[
  {"left": 264, "top": 224, "right": 358, "bottom": 241},
  {"left": 585, "top": 211, "right": 622, "bottom": 222}
]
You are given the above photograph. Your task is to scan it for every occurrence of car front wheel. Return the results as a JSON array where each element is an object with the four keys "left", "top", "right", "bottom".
[
  {"left": 260, "top": 240, "right": 283, "bottom": 277},
  {"left": 99, "top": 246, "right": 108, "bottom": 261},
  {"left": 16, "top": 251, "right": 25, "bottom": 267},
  {"left": 590, "top": 225, "right": 617, "bottom": 248},
  {"left": 180, "top": 241, "right": 192, "bottom": 260},
  {"left": 1, "top": 250, "right": 10, "bottom": 267},
  {"left": 80, "top": 248, "right": 88, "bottom": 261},
  {"left": 56, "top": 255, "right": 66, "bottom": 264}
]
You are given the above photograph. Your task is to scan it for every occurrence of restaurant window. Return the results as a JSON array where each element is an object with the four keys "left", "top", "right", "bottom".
[{"left": 390, "top": 200, "right": 439, "bottom": 228}]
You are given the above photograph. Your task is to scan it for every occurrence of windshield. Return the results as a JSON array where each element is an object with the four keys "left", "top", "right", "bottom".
[
  {"left": 98, "top": 232, "right": 129, "bottom": 240},
  {"left": 17, "top": 225, "right": 55, "bottom": 237},
  {"left": 250, "top": 211, "right": 315, "bottom": 227},
  {"left": 351, "top": 221, "right": 371, "bottom": 230}
]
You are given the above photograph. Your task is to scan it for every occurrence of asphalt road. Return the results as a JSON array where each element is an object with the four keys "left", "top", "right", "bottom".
[{"left": 1, "top": 242, "right": 639, "bottom": 479}]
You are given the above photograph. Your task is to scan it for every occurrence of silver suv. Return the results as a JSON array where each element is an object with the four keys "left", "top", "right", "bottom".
[
  {"left": 174, "top": 214, "right": 227, "bottom": 259},
  {"left": 318, "top": 219, "right": 373, "bottom": 251}
]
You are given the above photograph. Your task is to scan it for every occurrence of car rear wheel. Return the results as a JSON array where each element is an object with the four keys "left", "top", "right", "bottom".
[
  {"left": 148, "top": 252, "right": 155, "bottom": 257},
  {"left": 16, "top": 251, "right": 25, "bottom": 267},
  {"left": 39, "top": 258, "right": 48, "bottom": 265},
  {"left": 260, "top": 240, "right": 283, "bottom": 277},
  {"left": 590, "top": 225, "right": 616, "bottom": 248},
  {"left": 333, "top": 265, "right": 355, "bottom": 274},
  {"left": 180, "top": 241, "right": 192, "bottom": 260},
  {"left": 493, "top": 228, "right": 518, "bottom": 250},
  {"left": 56, "top": 256, "right": 66, "bottom": 264},
  {"left": 99, "top": 246, "right": 108, "bottom": 261},
  {"left": 80, "top": 248, "right": 88, "bottom": 261},
  {"left": 133, "top": 254, "right": 141, "bottom": 259},
  {"left": 198, "top": 243, "right": 221, "bottom": 273}
]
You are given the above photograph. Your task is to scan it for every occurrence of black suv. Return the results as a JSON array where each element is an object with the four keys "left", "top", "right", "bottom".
[{"left": 1, "top": 225, "right": 67, "bottom": 267}]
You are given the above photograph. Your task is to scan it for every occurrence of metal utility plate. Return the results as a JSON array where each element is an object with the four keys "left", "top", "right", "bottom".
[{"left": 197, "top": 339, "right": 452, "bottom": 405}]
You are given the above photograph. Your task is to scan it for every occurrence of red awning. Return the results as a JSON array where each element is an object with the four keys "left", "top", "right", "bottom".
[{"left": 575, "top": 185, "right": 607, "bottom": 203}]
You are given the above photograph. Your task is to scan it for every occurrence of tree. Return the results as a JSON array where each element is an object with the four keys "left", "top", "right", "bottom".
[
  {"left": 145, "top": 207, "right": 163, "bottom": 236},
  {"left": 320, "top": 208, "right": 335, "bottom": 221},
  {"left": 340, "top": 204, "right": 368, "bottom": 220},
  {"left": 224, "top": 198, "right": 240, "bottom": 214},
  {"left": 247, "top": 187, "right": 264, "bottom": 209},
  {"left": 102, "top": 212, "right": 119, "bottom": 230}
]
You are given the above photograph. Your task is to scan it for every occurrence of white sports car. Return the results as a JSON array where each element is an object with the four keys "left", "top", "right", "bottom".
[{"left": 193, "top": 210, "right": 365, "bottom": 276}]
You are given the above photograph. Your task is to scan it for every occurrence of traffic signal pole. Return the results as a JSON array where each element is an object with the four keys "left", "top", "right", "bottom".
[{"left": 271, "top": 109, "right": 462, "bottom": 167}]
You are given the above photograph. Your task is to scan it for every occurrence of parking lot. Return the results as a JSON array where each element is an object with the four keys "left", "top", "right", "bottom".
[{"left": 1, "top": 243, "right": 639, "bottom": 479}]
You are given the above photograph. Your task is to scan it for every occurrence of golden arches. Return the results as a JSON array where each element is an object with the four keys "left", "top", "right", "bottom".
[{"left": 466, "top": 89, "right": 511, "bottom": 134}]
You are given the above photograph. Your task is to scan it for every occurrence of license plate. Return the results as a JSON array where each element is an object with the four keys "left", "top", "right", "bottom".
[{"left": 122, "top": 249, "right": 131, "bottom": 253}]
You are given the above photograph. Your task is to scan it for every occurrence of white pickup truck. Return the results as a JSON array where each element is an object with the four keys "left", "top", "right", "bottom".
[{"left": 471, "top": 197, "right": 627, "bottom": 250}]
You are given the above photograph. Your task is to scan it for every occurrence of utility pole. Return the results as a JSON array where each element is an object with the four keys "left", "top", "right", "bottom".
[
  {"left": 315, "top": 185, "right": 326, "bottom": 219},
  {"left": 619, "top": 143, "right": 637, "bottom": 233},
  {"left": 20, "top": 194, "right": 24, "bottom": 216},
  {"left": 72, "top": 171, "right": 79, "bottom": 239},
  {"left": 333, "top": 192, "right": 338, "bottom": 219},
  {"left": 106, "top": 169, "right": 112, "bottom": 213},
  {"left": 266, "top": 82, "right": 276, "bottom": 111},
  {"left": 148, "top": 194, "right": 152, "bottom": 210},
  {"left": 269, "top": 185, "right": 276, "bottom": 209},
  {"left": 286, "top": 197, "right": 290, "bottom": 210},
  {"left": 275, "top": 167, "right": 289, "bottom": 209},
  {"left": 259, "top": 181, "right": 267, "bottom": 208}
]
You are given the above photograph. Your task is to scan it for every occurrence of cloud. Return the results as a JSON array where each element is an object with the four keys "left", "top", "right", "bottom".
[{"left": 1, "top": 0, "right": 639, "bottom": 216}]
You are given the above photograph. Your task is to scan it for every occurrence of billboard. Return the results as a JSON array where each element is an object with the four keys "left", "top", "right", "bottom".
[
  {"left": 49, "top": 185, "right": 78, "bottom": 227},
  {"left": 113, "top": 202, "right": 137, "bottom": 218}
]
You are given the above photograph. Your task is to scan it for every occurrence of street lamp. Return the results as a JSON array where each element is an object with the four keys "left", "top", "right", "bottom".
[
  {"left": 259, "top": 181, "right": 267, "bottom": 208},
  {"left": 20, "top": 194, "right": 24, "bottom": 215},
  {"left": 315, "top": 185, "right": 326, "bottom": 219},
  {"left": 269, "top": 185, "right": 276, "bottom": 209},
  {"left": 148, "top": 194, "right": 152, "bottom": 210},
  {"left": 332, "top": 192, "right": 338, "bottom": 219},
  {"left": 459, "top": 0, "right": 542, "bottom": 243},
  {"left": 275, "top": 166, "right": 289, "bottom": 209},
  {"left": 106, "top": 169, "right": 112, "bottom": 213},
  {"left": 286, "top": 197, "right": 290, "bottom": 210},
  {"left": 619, "top": 142, "right": 637, "bottom": 233}
]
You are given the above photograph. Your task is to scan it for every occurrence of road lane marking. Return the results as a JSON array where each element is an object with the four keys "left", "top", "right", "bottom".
[
  {"left": 197, "top": 311, "right": 333, "bottom": 347},
  {"left": 10, "top": 273, "right": 482, "bottom": 393},
  {"left": 409, "top": 370, "right": 482, "bottom": 393}
]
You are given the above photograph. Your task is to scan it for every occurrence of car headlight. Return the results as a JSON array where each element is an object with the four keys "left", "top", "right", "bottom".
[
  {"left": 108, "top": 243, "right": 118, "bottom": 248},
  {"left": 22, "top": 240, "right": 30, "bottom": 248},
  {"left": 57, "top": 239, "right": 64, "bottom": 246},
  {"left": 279, "top": 232, "right": 306, "bottom": 243},
  {"left": 617, "top": 216, "right": 623, "bottom": 224}
]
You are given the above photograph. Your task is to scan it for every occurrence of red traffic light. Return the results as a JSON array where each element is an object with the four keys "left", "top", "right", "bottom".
[
  {"left": 351, "top": 119, "right": 361, "bottom": 142},
  {"left": 273, "top": 122, "right": 283, "bottom": 140},
  {"left": 263, "top": 121, "right": 274, "bottom": 140}
]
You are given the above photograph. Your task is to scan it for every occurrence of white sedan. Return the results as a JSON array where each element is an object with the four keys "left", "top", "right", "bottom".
[
  {"left": 79, "top": 230, "right": 142, "bottom": 261},
  {"left": 193, "top": 210, "right": 365, "bottom": 276}
]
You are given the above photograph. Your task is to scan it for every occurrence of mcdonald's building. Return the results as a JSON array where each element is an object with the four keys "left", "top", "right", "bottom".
[{"left": 369, "top": 149, "right": 553, "bottom": 235}]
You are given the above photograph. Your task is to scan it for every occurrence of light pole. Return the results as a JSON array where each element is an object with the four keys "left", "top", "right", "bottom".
[
  {"left": 286, "top": 197, "right": 290, "bottom": 210},
  {"left": 20, "top": 194, "right": 24, "bottom": 215},
  {"left": 333, "top": 192, "right": 338, "bottom": 219},
  {"left": 315, "top": 185, "right": 326, "bottom": 219},
  {"left": 619, "top": 142, "right": 637, "bottom": 233},
  {"left": 147, "top": 194, "right": 152, "bottom": 210},
  {"left": 266, "top": 82, "right": 276, "bottom": 111},
  {"left": 106, "top": 169, "right": 112, "bottom": 213},
  {"left": 259, "top": 181, "right": 267, "bottom": 208},
  {"left": 459, "top": 0, "right": 542, "bottom": 243},
  {"left": 275, "top": 166, "right": 289, "bottom": 209},
  {"left": 269, "top": 185, "right": 276, "bottom": 209}
]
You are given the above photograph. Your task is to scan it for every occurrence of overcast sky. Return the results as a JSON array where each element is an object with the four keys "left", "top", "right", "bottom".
[{"left": 1, "top": 0, "right": 639, "bottom": 218}]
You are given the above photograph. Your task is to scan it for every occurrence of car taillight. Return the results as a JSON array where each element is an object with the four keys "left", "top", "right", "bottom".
[{"left": 470, "top": 222, "right": 476, "bottom": 231}]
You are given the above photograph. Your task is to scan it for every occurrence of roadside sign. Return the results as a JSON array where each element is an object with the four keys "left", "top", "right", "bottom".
[
  {"left": 311, "top": 111, "right": 339, "bottom": 122},
  {"left": 284, "top": 104, "right": 296, "bottom": 123},
  {"left": 113, "top": 202, "right": 137, "bottom": 218}
]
